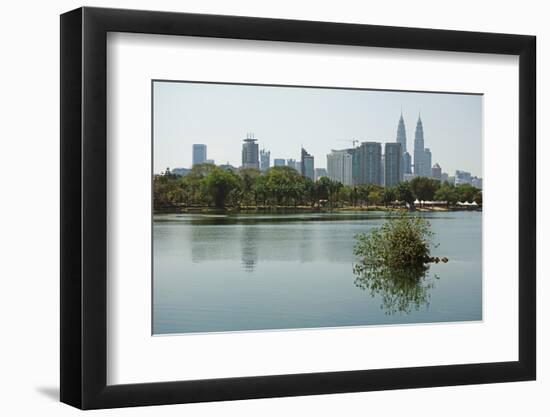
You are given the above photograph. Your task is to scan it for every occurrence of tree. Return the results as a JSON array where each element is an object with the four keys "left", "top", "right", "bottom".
[
  {"left": 349, "top": 186, "right": 360, "bottom": 206},
  {"left": 316, "top": 176, "right": 331, "bottom": 202},
  {"left": 456, "top": 184, "right": 478, "bottom": 203},
  {"left": 238, "top": 167, "right": 261, "bottom": 206},
  {"left": 383, "top": 187, "right": 396, "bottom": 206},
  {"left": 367, "top": 190, "right": 383, "bottom": 206},
  {"left": 200, "top": 166, "right": 240, "bottom": 208},
  {"left": 264, "top": 166, "right": 304, "bottom": 206},
  {"left": 474, "top": 191, "right": 482, "bottom": 206},
  {"left": 410, "top": 176, "right": 439, "bottom": 202},
  {"left": 328, "top": 180, "right": 343, "bottom": 208},
  {"left": 253, "top": 174, "right": 269, "bottom": 206},
  {"left": 354, "top": 184, "right": 368, "bottom": 206},
  {"left": 340, "top": 186, "right": 354, "bottom": 206},
  {"left": 394, "top": 181, "right": 415, "bottom": 205},
  {"left": 434, "top": 183, "right": 459, "bottom": 206}
]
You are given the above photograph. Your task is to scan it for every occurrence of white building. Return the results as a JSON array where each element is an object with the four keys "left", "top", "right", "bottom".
[{"left": 327, "top": 150, "right": 353, "bottom": 185}]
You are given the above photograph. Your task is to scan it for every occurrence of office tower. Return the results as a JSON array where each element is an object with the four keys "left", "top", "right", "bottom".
[
  {"left": 396, "top": 112, "right": 407, "bottom": 152},
  {"left": 350, "top": 148, "right": 360, "bottom": 185},
  {"left": 357, "top": 142, "right": 382, "bottom": 185},
  {"left": 260, "top": 149, "right": 271, "bottom": 171},
  {"left": 455, "top": 170, "right": 472, "bottom": 185},
  {"left": 441, "top": 172, "right": 449, "bottom": 183},
  {"left": 384, "top": 142, "right": 402, "bottom": 187},
  {"left": 301, "top": 148, "right": 315, "bottom": 180},
  {"left": 403, "top": 151, "right": 412, "bottom": 174},
  {"left": 395, "top": 112, "right": 410, "bottom": 177},
  {"left": 432, "top": 163, "right": 442, "bottom": 180},
  {"left": 472, "top": 177, "right": 483, "bottom": 189},
  {"left": 205, "top": 159, "right": 215, "bottom": 165},
  {"left": 241, "top": 134, "right": 259, "bottom": 169},
  {"left": 192, "top": 144, "right": 207, "bottom": 166},
  {"left": 327, "top": 149, "right": 353, "bottom": 185},
  {"left": 287, "top": 158, "right": 298, "bottom": 171},
  {"left": 413, "top": 115, "right": 426, "bottom": 176},
  {"left": 424, "top": 148, "right": 432, "bottom": 177},
  {"left": 273, "top": 158, "right": 286, "bottom": 167},
  {"left": 380, "top": 154, "right": 385, "bottom": 186},
  {"left": 315, "top": 168, "right": 328, "bottom": 181}
]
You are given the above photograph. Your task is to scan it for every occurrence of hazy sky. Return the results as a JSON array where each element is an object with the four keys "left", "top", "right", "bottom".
[{"left": 153, "top": 81, "right": 482, "bottom": 177}]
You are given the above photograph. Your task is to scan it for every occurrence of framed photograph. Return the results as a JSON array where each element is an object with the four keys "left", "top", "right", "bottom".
[{"left": 60, "top": 7, "right": 536, "bottom": 409}]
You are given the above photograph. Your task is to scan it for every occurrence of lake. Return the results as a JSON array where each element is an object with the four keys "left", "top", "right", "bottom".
[{"left": 153, "top": 211, "right": 482, "bottom": 334}]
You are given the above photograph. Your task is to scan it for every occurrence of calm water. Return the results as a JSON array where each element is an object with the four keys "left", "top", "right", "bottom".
[{"left": 153, "top": 211, "right": 482, "bottom": 334}]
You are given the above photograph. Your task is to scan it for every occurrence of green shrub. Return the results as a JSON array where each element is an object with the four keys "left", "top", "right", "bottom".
[{"left": 354, "top": 213, "right": 435, "bottom": 268}]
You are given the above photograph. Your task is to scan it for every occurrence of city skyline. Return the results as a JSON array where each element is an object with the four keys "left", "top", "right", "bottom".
[{"left": 153, "top": 81, "right": 482, "bottom": 177}]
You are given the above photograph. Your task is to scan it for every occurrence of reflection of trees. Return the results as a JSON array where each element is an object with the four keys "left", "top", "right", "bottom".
[{"left": 352, "top": 262, "right": 438, "bottom": 315}]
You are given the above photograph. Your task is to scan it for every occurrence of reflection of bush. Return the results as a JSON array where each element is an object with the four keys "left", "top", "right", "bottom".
[{"left": 352, "top": 263, "right": 438, "bottom": 315}]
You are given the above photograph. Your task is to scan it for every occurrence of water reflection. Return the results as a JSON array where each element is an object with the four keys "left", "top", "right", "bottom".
[
  {"left": 154, "top": 212, "right": 482, "bottom": 334},
  {"left": 352, "top": 262, "right": 439, "bottom": 315},
  {"left": 240, "top": 226, "right": 259, "bottom": 272}
]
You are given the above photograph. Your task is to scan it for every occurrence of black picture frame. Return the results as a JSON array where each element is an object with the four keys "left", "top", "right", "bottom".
[{"left": 60, "top": 6, "right": 536, "bottom": 410}]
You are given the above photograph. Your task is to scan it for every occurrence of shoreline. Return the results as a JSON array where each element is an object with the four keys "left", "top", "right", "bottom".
[{"left": 154, "top": 205, "right": 482, "bottom": 215}]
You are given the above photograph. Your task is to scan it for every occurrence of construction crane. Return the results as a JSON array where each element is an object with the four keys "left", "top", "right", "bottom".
[{"left": 336, "top": 139, "right": 359, "bottom": 147}]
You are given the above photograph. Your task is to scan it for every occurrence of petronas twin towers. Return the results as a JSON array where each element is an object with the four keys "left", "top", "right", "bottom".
[{"left": 396, "top": 112, "right": 431, "bottom": 178}]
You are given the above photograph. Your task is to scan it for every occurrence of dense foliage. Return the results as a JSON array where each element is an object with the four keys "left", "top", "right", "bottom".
[
  {"left": 353, "top": 213, "right": 435, "bottom": 268},
  {"left": 352, "top": 214, "right": 440, "bottom": 314},
  {"left": 154, "top": 164, "right": 481, "bottom": 210}
]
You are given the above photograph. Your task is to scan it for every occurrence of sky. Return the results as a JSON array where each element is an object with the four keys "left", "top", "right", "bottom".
[{"left": 153, "top": 81, "right": 482, "bottom": 177}]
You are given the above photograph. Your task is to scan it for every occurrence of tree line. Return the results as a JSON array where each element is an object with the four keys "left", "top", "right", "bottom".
[{"left": 154, "top": 164, "right": 482, "bottom": 210}]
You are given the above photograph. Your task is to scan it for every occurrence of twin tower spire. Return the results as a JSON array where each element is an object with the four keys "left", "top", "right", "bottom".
[{"left": 396, "top": 111, "right": 427, "bottom": 177}]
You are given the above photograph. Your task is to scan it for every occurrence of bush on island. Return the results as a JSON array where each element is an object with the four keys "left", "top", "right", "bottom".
[{"left": 354, "top": 213, "right": 438, "bottom": 268}]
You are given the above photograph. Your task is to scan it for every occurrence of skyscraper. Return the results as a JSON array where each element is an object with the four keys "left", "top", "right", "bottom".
[
  {"left": 380, "top": 154, "right": 385, "bottom": 186},
  {"left": 287, "top": 158, "right": 298, "bottom": 171},
  {"left": 384, "top": 142, "right": 402, "bottom": 187},
  {"left": 241, "top": 135, "right": 259, "bottom": 169},
  {"left": 396, "top": 112, "right": 407, "bottom": 152},
  {"left": 424, "top": 148, "right": 432, "bottom": 177},
  {"left": 455, "top": 170, "right": 472, "bottom": 185},
  {"left": 413, "top": 115, "right": 425, "bottom": 177},
  {"left": 357, "top": 142, "right": 382, "bottom": 185},
  {"left": 192, "top": 144, "right": 207, "bottom": 166},
  {"left": 403, "top": 151, "right": 412, "bottom": 174},
  {"left": 273, "top": 158, "right": 286, "bottom": 167},
  {"left": 472, "top": 177, "right": 483, "bottom": 189},
  {"left": 301, "top": 148, "right": 315, "bottom": 180},
  {"left": 327, "top": 149, "right": 353, "bottom": 185},
  {"left": 260, "top": 149, "right": 270, "bottom": 171},
  {"left": 396, "top": 112, "right": 413, "bottom": 176},
  {"left": 315, "top": 168, "right": 328, "bottom": 180},
  {"left": 432, "top": 163, "right": 442, "bottom": 180}
]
